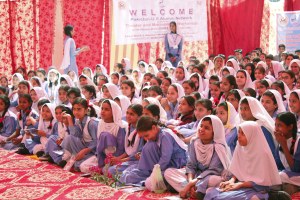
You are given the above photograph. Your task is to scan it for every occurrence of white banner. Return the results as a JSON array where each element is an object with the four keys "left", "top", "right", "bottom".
[{"left": 113, "top": 0, "right": 207, "bottom": 45}]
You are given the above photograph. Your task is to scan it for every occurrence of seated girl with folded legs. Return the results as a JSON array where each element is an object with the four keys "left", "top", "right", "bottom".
[
  {"left": 216, "top": 102, "right": 238, "bottom": 154},
  {"left": 6, "top": 94, "right": 39, "bottom": 154},
  {"left": 108, "top": 104, "right": 145, "bottom": 175},
  {"left": 239, "top": 96, "right": 282, "bottom": 169},
  {"left": 165, "top": 115, "right": 231, "bottom": 199},
  {"left": 175, "top": 99, "right": 213, "bottom": 144},
  {"left": 275, "top": 112, "right": 300, "bottom": 195},
  {"left": 25, "top": 103, "right": 56, "bottom": 157},
  {"left": 120, "top": 116, "right": 187, "bottom": 187},
  {"left": 95, "top": 100, "right": 127, "bottom": 169},
  {"left": 205, "top": 121, "right": 287, "bottom": 200},
  {"left": 0, "top": 95, "right": 17, "bottom": 150},
  {"left": 39, "top": 105, "right": 74, "bottom": 164},
  {"left": 60, "top": 97, "right": 99, "bottom": 169}
]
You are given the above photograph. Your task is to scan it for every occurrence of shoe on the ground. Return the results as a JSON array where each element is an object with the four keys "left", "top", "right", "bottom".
[
  {"left": 268, "top": 190, "right": 291, "bottom": 200},
  {"left": 16, "top": 146, "right": 30, "bottom": 155},
  {"left": 58, "top": 160, "right": 67, "bottom": 168},
  {"left": 36, "top": 151, "right": 45, "bottom": 157},
  {"left": 39, "top": 154, "right": 51, "bottom": 161}
]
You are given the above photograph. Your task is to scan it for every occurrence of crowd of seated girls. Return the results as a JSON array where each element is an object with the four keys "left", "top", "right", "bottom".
[{"left": 0, "top": 50, "right": 300, "bottom": 199}]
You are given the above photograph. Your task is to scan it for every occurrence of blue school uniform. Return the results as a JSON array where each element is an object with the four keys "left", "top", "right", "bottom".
[
  {"left": 45, "top": 122, "right": 69, "bottom": 164},
  {"left": 226, "top": 127, "right": 238, "bottom": 155},
  {"left": 187, "top": 139, "right": 225, "bottom": 194},
  {"left": 18, "top": 110, "right": 39, "bottom": 148},
  {"left": 205, "top": 183, "right": 270, "bottom": 200},
  {"left": 108, "top": 125, "right": 145, "bottom": 175},
  {"left": 165, "top": 33, "right": 183, "bottom": 67},
  {"left": 166, "top": 102, "right": 179, "bottom": 120},
  {"left": 96, "top": 128, "right": 126, "bottom": 167},
  {"left": 120, "top": 128, "right": 187, "bottom": 185},
  {"left": 62, "top": 116, "right": 99, "bottom": 169},
  {"left": 0, "top": 111, "right": 17, "bottom": 150},
  {"left": 175, "top": 120, "right": 200, "bottom": 138}
]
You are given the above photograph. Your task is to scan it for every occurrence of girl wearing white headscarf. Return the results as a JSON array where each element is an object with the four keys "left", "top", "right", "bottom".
[
  {"left": 275, "top": 112, "right": 300, "bottom": 194},
  {"left": 261, "top": 89, "right": 286, "bottom": 119},
  {"left": 216, "top": 101, "right": 238, "bottom": 154},
  {"left": 189, "top": 72, "right": 208, "bottom": 94},
  {"left": 60, "top": 74, "right": 75, "bottom": 87},
  {"left": 95, "top": 64, "right": 108, "bottom": 77},
  {"left": 78, "top": 74, "right": 96, "bottom": 89},
  {"left": 161, "top": 83, "right": 185, "bottom": 120},
  {"left": 174, "top": 66, "right": 189, "bottom": 85},
  {"left": 146, "top": 64, "right": 159, "bottom": 75},
  {"left": 239, "top": 96, "right": 282, "bottom": 169},
  {"left": 122, "top": 58, "right": 132, "bottom": 71},
  {"left": 46, "top": 69, "right": 61, "bottom": 103},
  {"left": 287, "top": 90, "right": 300, "bottom": 132},
  {"left": 30, "top": 76, "right": 43, "bottom": 87},
  {"left": 25, "top": 103, "right": 56, "bottom": 155},
  {"left": 289, "top": 59, "right": 300, "bottom": 79},
  {"left": 208, "top": 55, "right": 224, "bottom": 77},
  {"left": 236, "top": 70, "right": 254, "bottom": 90},
  {"left": 143, "top": 97, "right": 168, "bottom": 123},
  {"left": 165, "top": 115, "right": 231, "bottom": 198},
  {"left": 30, "top": 87, "right": 49, "bottom": 113},
  {"left": 221, "top": 67, "right": 236, "bottom": 77},
  {"left": 226, "top": 58, "right": 239, "bottom": 72},
  {"left": 96, "top": 100, "right": 127, "bottom": 167},
  {"left": 270, "top": 61, "right": 284, "bottom": 79},
  {"left": 9, "top": 73, "right": 24, "bottom": 103},
  {"left": 67, "top": 70, "right": 79, "bottom": 87},
  {"left": 101, "top": 83, "right": 121, "bottom": 100},
  {"left": 206, "top": 121, "right": 282, "bottom": 200},
  {"left": 114, "top": 95, "right": 131, "bottom": 120}
]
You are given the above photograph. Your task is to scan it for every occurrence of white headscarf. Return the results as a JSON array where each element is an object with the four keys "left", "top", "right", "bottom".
[
  {"left": 234, "top": 89, "right": 245, "bottom": 99},
  {"left": 262, "top": 89, "right": 286, "bottom": 114},
  {"left": 38, "top": 103, "right": 57, "bottom": 132},
  {"left": 189, "top": 72, "right": 207, "bottom": 93},
  {"left": 60, "top": 74, "right": 75, "bottom": 87},
  {"left": 175, "top": 66, "right": 189, "bottom": 84},
  {"left": 123, "top": 58, "right": 132, "bottom": 71},
  {"left": 102, "top": 83, "right": 121, "bottom": 99},
  {"left": 79, "top": 74, "right": 96, "bottom": 89},
  {"left": 47, "top": 69, "right": 61, "bottom": 84},
  {"left": 11, "top": 73, "right": 24, "bottom": 86},
  {"left": 96, "top": 64, "right": 108, "bottom": 76},
  {"left": 221, "top": 66, "right": 236, "bottom": 76},
  {"left": 31, "top": 87, "right": 48, "bottom": 100},
  {"left": 114, "top": 95, "right": 131, "bottom": 118},
  {"left": 146, "top": 64, "right": 159, "bottom": 75},
  {"left": 238, "top": 70, "right": 254, "bottom": 89},
  {"left": 224, "top": 101, "right": 238, "bottom": 131},
  {"left": 271, "top": 61, "right": 284, "bottom": 78},
  {"left": 97, "top": 100, "right": 127, "bottom": 138},
  {"left": 83, "top": 67, "right": 94, "bottom": 80},
  {"left": 194, "top": 115, "right": 231, "bottom": 169},
  {"left": 257, "top": 61, "right": 268, "bottom": 71},
  {"left": 230, "top": 121, "right": 281, "bottom": 186},
  {"left": 226, "top": 58, "right": 239, "bottom": 72},
  {"left": 144, "top": 97, "right": 168, "bottom": 123},
  {"left": 239, "top": 96, "right": 275, "bottom": 136},
  {"left": 162, "top": 61, "right": 173, "bottom": 70},
  {"left": 30, "top": 76, "right": 42, "bottom": 87},
  {"left": 171, "top": 83, "right": 185, "bottom": 102},
  {"left": 288, "top": 59, "right": 300, "bottom": 71}
]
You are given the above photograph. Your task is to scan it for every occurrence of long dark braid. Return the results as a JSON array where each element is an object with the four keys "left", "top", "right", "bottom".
[{"left": 0, "top": 95, "right": 10, "bottom": 130}]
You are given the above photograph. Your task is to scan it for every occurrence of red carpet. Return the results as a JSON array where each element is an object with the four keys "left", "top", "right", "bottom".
[{"left": 0, "top": 149, "right": 178, "bottom": 200}]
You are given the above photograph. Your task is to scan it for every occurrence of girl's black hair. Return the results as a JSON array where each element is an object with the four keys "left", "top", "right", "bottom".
[
  {"left": 36, "top": 68, "right": 46, "bottom": 79},
  {"left": 18, "top": 94, "right": 33, "bottom": 120},
  {"left": 183, "top": 80, "right": 196, "bottom": 91},
  {"left": 158, "top": 70, "right": 168, "bottom": 78},
  {"left": 82, "top": 85, "right": 97, "bottom": 99},
  {"left": 31, "top": 77, "right": 41, "bottom": 87},
  {"left": 0, "top": 95, "right": 10, "bottom": 129},
  {"left": 111, "top": 72, "right": 120, "bottom": 80},
  {"left": 143, "top": 72, "right": 154, "bottom": 79},
  {"left": 276, "top": 112, "right": 298, "bottom": 155},
  {"left": 151, "top": 77, "right": 162, "bottom": 86},
  {"left": 67, "top": 87, "right": 81, "bottom": 98},
  {"left": 18, "top": 80, "right": 30, "bottom": 92},
  {"left": 144, "top": 104, "right": 160, "bottom": 120},
  {"left": 116, "top": 63, "right": 125, "bottom": 75},
  {"left": 243, "top": 88, "right": 257, "bottom": 98},
  {"left": 170, "top": 21, "right": 177, "bottom": 33},
  {"left": 55, "top": 105, "right": 75, "bottom": 123},
  {"left": 136, "top": 116, "right": 166, "bottom": 132},
  {"left": 37, "top": 99, "right": 50, "bottom": 108},
  {"left": 0, "top": 86, "right": 8, "bottom": 95},
  {"left": 148, "top": 86, "right": 163, "bottom": 96},
  {"left": 218, "top": 101, "right": 228, "bottom": 111},
  {"left": 128, "top": 104, "right": 143, "bottom": 116},
  {"left": 64, "top": 24, "right": 73, "bottom": 38},
  {"left": 224, "top": 75, "right": 238, "bottom": 89},
  {"left": 271, "top": 80, "right": 286, "bottom": 98},
  {"left": 191, "top": 91, "right": 201, "bottom": 100},
  {"left": 73, "top": 97, "right": 97, "bottom": 118},
  {"left": 181, "top": 95, "right": 196, "bottom": 109},
  {"left": 59, "top": 85, "right": 71, "bottom": 93},
  {"left": 163, "top": 77, "right": 172, "bottom": 85},
  {"left": 259, "top": 79, "right": 271, "bottom": 88},
  {"left": 245, "top": 63, "right": 255, "bottom": 81},
  {"left": 121, "top": 80, "right": 135, "bottom": 101},
  {"left": 227, "top": 89, "right": 242, "bottom": 101},
  {"left": 195, "top": 99, "right": 213, "bottom": 112},
  {"left": 201, "top": 116, "right": 212, "bottom": 126},
  {"left": 262, "top": 90, "right": 277, "bottom": 105},
  {"left": 254, "top": 66, "right": 266, "bottom": 75}
]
